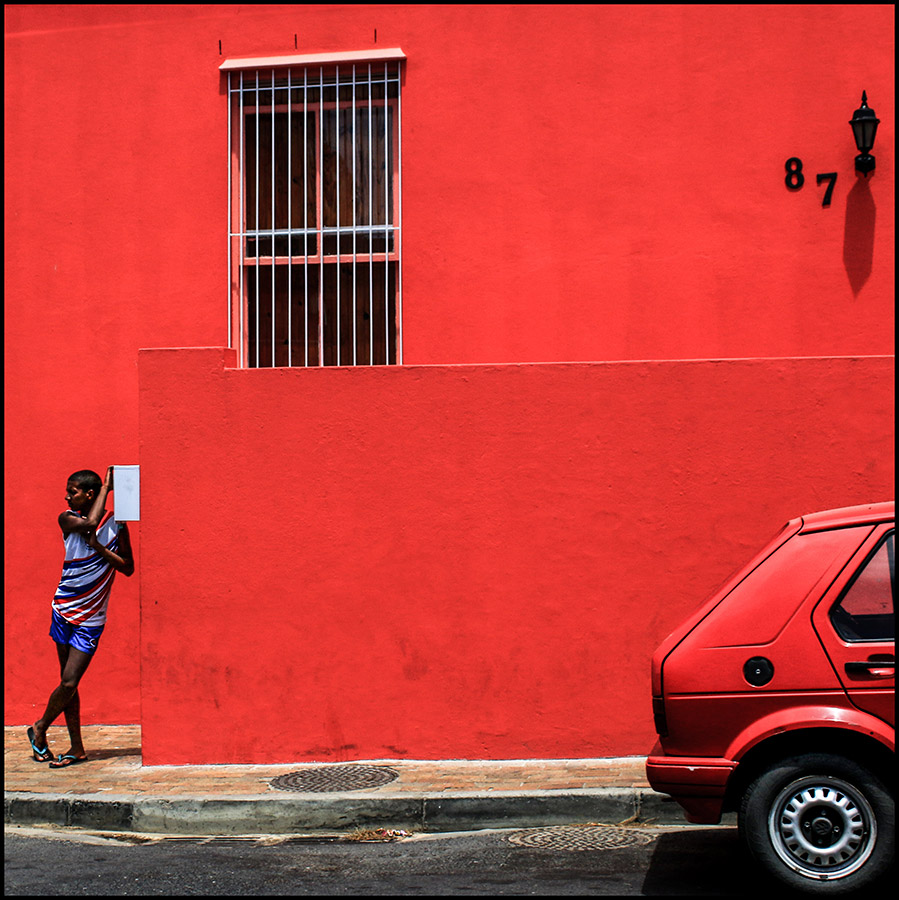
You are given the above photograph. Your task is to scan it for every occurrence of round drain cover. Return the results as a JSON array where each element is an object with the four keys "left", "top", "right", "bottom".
[
  {"left": 270, "top": 765, "right": 399, "bottom": 793},
  {"left": 507, "top": 825, "right": 655, "bottom": 852}
]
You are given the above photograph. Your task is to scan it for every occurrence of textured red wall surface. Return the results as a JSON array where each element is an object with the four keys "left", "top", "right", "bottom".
[
  {"left": 137, "top": 349, "right": 893, "bottom": 764},
  {"left": 5, "top": 5, "right": 894, "bottom": 748}
]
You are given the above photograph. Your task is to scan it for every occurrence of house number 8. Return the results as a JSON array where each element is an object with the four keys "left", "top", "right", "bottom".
[
  {"left": 785, "top": 158, "right": 837, "bottom": 207},
  {"left": 785, "top": 157, "right": 804, "bottom": 190}
]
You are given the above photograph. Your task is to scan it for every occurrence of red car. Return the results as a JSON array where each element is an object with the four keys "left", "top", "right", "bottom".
[{"left": 647, "top": 502, "right": 894, "bottom": 893}]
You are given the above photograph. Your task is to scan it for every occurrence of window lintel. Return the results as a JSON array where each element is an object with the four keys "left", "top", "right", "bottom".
[{"left": 220, "top": 48, "right": 405, "bottom": 72}]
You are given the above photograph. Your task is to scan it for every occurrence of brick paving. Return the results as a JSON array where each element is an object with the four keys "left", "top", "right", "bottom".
[{"left": 7, "top": 725, "right": 650, "bottom": 798}]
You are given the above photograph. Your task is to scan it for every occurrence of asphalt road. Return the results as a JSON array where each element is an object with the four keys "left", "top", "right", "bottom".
[{"left": 5, "top": 823, "right": 775, "bottom": 895}]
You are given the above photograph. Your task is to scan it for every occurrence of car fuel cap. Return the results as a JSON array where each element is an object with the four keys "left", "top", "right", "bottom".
[{"left": 743, "top": 656, "right": 774, "bottom": 686}]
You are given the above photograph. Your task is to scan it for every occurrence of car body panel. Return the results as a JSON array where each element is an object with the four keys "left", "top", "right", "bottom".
[
  {"left": 722, "top": 703, "right": 895, "bottom": 761},
  {"left": 649, "top": 517, "right": 802, "bottom": 697}
]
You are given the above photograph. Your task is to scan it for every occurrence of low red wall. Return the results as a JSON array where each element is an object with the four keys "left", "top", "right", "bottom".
[{"left": 138, "top": 348, "right": 893, "bottom": 764}]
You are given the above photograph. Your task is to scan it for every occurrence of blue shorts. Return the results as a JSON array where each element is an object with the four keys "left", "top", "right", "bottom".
[{"left": 50, "top": 607, "right": 105, "bottom": 655}]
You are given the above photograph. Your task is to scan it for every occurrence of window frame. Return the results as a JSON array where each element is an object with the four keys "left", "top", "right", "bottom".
[{"left": 223, "top": 50, "right": 404, "bottom": 368}]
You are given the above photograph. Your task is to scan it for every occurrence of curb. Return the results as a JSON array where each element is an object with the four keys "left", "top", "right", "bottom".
[{"left": 5, "top": 788, "right": 690, "bottom": 835}]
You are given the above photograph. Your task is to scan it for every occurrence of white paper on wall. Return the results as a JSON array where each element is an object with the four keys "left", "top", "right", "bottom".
[{"left": 113, "top": 465, "right": 140, "bottom": 521}]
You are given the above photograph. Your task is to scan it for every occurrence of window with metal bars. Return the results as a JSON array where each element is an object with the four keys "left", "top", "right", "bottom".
[{"left": 226, "top": 54, "right": 402, "bottom": 367}]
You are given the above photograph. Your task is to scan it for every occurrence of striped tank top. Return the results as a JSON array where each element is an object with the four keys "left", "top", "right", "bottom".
[{"left": 53, "top": 510, "right": 120, "bottom": 627}]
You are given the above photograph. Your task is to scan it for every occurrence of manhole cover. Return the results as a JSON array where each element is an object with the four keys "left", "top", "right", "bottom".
[
  {"left": 270, "top": 765, "right": 399, "bottom": 793},
  {"left": 506, "top": 825, "right": 656, "bottom": 852}
]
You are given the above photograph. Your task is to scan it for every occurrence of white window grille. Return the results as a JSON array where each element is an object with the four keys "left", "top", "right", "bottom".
[{"left": 225, "top": 51, "right": 403, "bottom": 367}]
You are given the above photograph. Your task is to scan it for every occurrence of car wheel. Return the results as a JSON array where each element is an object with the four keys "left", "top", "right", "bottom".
[{"left": 739, "top": 753, "right": 894, "bottom": 894}]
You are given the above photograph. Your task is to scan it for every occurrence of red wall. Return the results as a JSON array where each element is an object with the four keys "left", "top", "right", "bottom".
[
  {"left": 137, "top": 348, "right": 893, "bottom": 764},
  {"left": 5, "top": 5, "right": 894, "bottom": 746}
]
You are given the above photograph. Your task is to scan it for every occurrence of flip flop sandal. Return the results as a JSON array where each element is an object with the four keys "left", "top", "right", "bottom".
[
  {"left": 49, "top": 754, "right": 89, "bottom": 769},
  {"left": 27, "top": 726, "right": 53, "bottom": 763}
]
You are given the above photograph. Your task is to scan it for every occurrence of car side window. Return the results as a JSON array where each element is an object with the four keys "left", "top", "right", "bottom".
[{"left": 830, "top": 531, "right": 895, "bottom": 642}]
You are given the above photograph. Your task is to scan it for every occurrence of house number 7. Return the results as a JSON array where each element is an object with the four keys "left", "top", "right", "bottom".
[
  {"left": 784, "top": 159, "right": 837, "bottom": 207},
  {"left": 816, "top": 172, "right": 837, "bottom": 207}
]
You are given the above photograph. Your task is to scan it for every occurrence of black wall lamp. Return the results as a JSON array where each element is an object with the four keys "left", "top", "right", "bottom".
[{"left": 849, "top": 91, "right": 880, "bottom": 176}]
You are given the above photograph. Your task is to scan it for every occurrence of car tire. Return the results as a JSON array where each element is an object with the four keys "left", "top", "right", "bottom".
[{"left": 739, "top": 753, "right": 894, "bottom": 894}]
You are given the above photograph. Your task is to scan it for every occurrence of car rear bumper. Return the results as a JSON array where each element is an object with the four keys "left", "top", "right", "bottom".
[{"left": 645, "top": 747, "right": 737, "bottom": 824}]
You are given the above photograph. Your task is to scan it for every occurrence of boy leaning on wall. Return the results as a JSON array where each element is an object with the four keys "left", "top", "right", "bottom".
[{"left": 27, "top": 466, "right": 134, "bottom": 768}]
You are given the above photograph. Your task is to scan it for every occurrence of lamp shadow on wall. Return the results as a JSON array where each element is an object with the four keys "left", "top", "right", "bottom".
[{"left": 842, "top": 176, "right": 876, "bottom": 296}]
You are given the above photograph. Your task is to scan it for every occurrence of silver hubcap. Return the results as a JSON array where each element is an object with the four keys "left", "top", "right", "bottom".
[{"left": 768, "top": 776, "right": 876, "bottom": 880}]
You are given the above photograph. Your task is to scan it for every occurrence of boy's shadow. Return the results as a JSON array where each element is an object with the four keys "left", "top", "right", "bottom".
[{"left": 86, "top": 746, "right": 142, "bottom": 761}]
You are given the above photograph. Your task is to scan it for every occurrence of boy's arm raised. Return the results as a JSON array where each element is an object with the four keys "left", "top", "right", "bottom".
[{"left": 87, "top": 522, "right": 135, "bottom": 577}]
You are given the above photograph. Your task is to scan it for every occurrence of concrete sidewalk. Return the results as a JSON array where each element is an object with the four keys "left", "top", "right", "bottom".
[{"left": 5, "top": 725, "right": 685, "bottom": 836}]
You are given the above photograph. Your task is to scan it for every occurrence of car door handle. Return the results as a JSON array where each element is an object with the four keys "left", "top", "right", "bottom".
[{"left": 845, "top": 658, "right": 895, "bottom": 676}]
